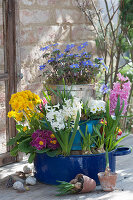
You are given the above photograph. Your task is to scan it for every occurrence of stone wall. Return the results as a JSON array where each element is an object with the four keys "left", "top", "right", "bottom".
[{"left": 19, "top": 0, "right": 96, "bottom": 95}]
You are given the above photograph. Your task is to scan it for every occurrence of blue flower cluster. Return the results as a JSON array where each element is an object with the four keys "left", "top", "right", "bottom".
[{"left": 38, "top": 42, "right": 107, "bottom": 84}]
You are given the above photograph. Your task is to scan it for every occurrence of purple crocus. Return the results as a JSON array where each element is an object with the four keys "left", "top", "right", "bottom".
[{"left": 100, "top": 84, "right": 109, "bottom": 94}]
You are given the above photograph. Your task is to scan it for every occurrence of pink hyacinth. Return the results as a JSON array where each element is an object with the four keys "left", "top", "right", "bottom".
[
  {"left": 39, "top": 98, "right": 48, "bottom": 111},
  {"left": 117, "top": 72, "right": 129, "bottom": 82},
  {"left": 110, "top": 73, "right": 131, "bottom": 115}
]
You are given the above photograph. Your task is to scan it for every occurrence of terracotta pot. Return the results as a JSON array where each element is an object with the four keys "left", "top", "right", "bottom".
[
  {"left": 98, "top": 172, "right": 117, "bottom": 192},
  {"left": 81, "top": 175, "right": 96, "bottom": 193},
  {"left": 72, "top": 174, "right": 96, "bottom": 193}
]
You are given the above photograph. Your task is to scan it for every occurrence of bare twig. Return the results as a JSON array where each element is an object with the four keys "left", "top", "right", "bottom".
[
  {"left": 104, "top": 0, "right": 118, "bottom": 51},
  {"left": 90, "top": 0, "right": 105, "bottom": 37}
]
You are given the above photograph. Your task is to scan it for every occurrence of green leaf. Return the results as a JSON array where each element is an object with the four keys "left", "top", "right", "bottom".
[
  {"left": 18, "top": 137, "right": 33, "bottom": 153},
  {"left": 28, "top": 152, "right": 36, "bottom": 163},
  {"left": 36, "top": 148, "right": 50, "bottom": 153},
  {"left": 15, "top": 132, "right": 25, "bottom": 141},
  {"left": 49, "top": 87, "right": 62, "bottom": 99},
  {"left": 105, "top": 150, "right": 109, "bottom": 168},
  {"left": 46, "top": 150, "right": 58, "bottom": 157},
  {"left": 110, "top": 134, "right": 130, "bottom": 150},
  {"left": 79, "top": 128, "right": 85, "bottom": 140},
  {"left": 10, "top": 145, "right": 18, "bottom": 156},
  {"left": 106, "top": 99, "right": 112, "bottom": 127},
  {"left": 119, "top": 100, "right": 125, "bottom": 116},
  {"left": 93, "top": 125, "right": 102, "bottom": 138},
  {"left": 16, "top": 124, "right": 23, "bottom": 132},
  {"left": 42, "top": 90, "right": 51, "bottom": 104},
  {"left": 68, "top": 111, "right": 80, "bottom": 152},
  {"left": 7, "top": 137, "right": 17, "bottom": 146},
  {"left": 115, "top": 96, "right": 120, "bottom": 116}
]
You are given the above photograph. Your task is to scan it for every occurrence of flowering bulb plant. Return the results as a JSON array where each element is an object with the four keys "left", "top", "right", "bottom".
[
  {"left": 39, "top": 42, "right": 108, "bottom": 84},
  {"left": 82, "top": 99, "right": 106, "bottom": 120},
  {"left": 7, "top": 73, "right": 131, "bottom": 163},
  {"left": 7, "top": 89, "right": 82, "bottom": 162},
  {"left": 80, "top": 73, "right": 131, "bottom": 154}
]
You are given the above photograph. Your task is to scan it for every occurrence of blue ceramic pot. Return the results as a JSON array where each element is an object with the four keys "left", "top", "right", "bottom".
[
  {"left": 71, "top": 120, "right": 99, "bottom": 150},
  {"left": 34, "top": 147, "right": 131, "bottom": 185}
]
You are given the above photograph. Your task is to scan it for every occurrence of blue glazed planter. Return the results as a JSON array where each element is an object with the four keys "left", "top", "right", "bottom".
[
  {"left": 71, "top": 120, "right": 99, "bottom": 150},
  {"left": 34, "top": 147, "right": 131, "bottom": 185}
]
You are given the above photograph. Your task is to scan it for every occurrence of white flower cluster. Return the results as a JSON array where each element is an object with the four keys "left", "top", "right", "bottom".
[
  {"left": 45, "top": 98, "right": 82, "bottom": 131},
  {"left": 88, "top": 100, "right": 106, "bottom": 114}
]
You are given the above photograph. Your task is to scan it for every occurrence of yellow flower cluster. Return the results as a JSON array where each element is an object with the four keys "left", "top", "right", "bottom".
[
  {"left": 8, "top": 90, "right": 41, "bottom": 122},
  {"left": 8, "top": 111, "right": 23, "bottom": 122}
]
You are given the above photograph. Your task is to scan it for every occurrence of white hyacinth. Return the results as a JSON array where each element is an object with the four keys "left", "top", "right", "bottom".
[{"left": 45, "top": 98, "right": 82, "bottom": 131}]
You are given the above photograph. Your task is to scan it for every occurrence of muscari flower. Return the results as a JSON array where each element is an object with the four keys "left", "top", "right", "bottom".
[
  {"left": 39, "top": 65, "right": 46, "bottom": 70},
  {"left": 77, "top": 42, "right": 88, "bottom": 51},
  {"left": 100, "top": 84, "right": 109, "bottom": 94},
  {"left": 70, "top": 64, "right": 79, "bottom": 68}
]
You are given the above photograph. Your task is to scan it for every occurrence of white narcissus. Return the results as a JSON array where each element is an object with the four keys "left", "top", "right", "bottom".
[{"left": 89, "top": 100, "right": 106, "bottom": 114}]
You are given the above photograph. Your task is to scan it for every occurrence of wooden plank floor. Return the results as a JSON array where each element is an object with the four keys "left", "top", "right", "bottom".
[{"left": 0, "top": 134, "right": 133, "bottom": 200}]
